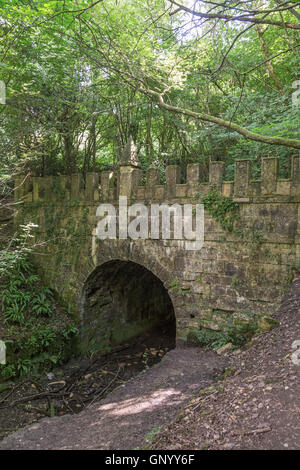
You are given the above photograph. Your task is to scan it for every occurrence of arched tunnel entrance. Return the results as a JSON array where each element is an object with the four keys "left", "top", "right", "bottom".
[{"left": 81, "top": 260, "right": 176, "bottom": 358}]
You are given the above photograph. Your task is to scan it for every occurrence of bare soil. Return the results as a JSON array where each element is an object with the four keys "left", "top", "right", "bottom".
[
  {"left": 150, "top": 278, "right": 300, "bottom": 450},
  {"left": 0, "top": 278, "right": 299, "bottom": 450},
  {"left": 0, "top": 335, "right": 227, "bottom": 449},
  {"left": 0, "top": 322, "right": 177, "bottom": 443}
]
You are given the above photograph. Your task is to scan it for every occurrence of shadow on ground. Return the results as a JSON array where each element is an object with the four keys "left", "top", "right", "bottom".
[{"left": 0, "top": 348, "right": 227, "bottom": 450}]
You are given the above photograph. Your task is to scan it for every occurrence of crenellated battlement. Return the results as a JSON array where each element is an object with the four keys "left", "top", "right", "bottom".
[{"left": 14, "top": 154, "right": 300, "bottom": 205}]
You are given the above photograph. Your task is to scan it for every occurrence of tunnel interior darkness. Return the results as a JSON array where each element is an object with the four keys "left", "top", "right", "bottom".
[{"left": 81, "top": 260, "right": 176, "bottom": 352}]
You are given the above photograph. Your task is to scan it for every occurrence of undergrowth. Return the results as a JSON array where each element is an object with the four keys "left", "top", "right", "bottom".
[
  {"left": 188, "top": 312, "right": 258, "bottom": 350},
  {"left": 0, "top": 225, "right": 78, "bottom": 381}
]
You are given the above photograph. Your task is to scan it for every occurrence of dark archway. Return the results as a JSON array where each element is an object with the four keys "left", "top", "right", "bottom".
[{"left": 80, "top": 260, "right": 176, "bottom": 354}]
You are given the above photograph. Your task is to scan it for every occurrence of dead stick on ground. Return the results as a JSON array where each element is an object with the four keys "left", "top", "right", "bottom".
[
  {"left": 233, "top": 426, "right": 271, "bottom": 436},
  {"left": 16, "top": 403, "right": 49, "bottom": 416},
  {"left": 0, "top": 391, "right": 70, "bottom": 409},
  {"left": 88, "top": 367, "right": 121, "bottom": 407},
  {"left": 0, "top": 380, "right": 33, "bottom": 404}
]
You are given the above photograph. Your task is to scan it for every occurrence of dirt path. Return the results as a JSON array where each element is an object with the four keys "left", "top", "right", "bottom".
[
  {"left": 1, "top": 278, "right": 299, "bottom": 450},
  {"left": 0, "top": 323, "right": 176, "bottom": 441},
  {"left": 0, "top": 349, "right": 226, "bottom": 450},
  {"left": 150, "top": 279, "right": 300, "bottom": 450}
]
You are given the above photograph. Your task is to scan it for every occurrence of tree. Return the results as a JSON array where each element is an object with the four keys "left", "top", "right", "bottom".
[
  {"left": 70, "top": 0, "right": 300, "bottom": 150},
  {"left": 0, "top": 0, "right": 299, "bottom": 181}
]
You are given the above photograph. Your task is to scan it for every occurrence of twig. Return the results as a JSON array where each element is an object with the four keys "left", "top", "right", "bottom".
[
  {"left": 16, "top": 403, "right": 49, "bottom": 416},
  {"left": 0, "top": 380, "right": 32, "bottom": 404},
  {"left": 88, "top": 366, "right": 121, "bottom": 407},
  {"left": 233, "top": 426, "right": 271, "bottom": 436},
  {"left": 0, "top": 391, "right": 69, "bottom": 409}
]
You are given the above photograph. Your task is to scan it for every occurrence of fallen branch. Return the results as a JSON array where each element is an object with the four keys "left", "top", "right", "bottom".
[
  {"left": 0, "top": 390, "right": 70, "bottom": 409},
  {"left": 233, "top": 426, "right": 271, "bottom": 436},
  {"left": 88, "top": 366, "right": 121, "bottom": 407}
]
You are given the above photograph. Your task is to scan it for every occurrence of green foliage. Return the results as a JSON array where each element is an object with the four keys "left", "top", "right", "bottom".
[
  {"left": 201, "top": 188, "right": 239, "bottom": 232},
  {"left": 1, "top": 320, "right": 78, "bottom": 380},
  {"left": 0, "top": 252, "right": 54, "bottom": 325},
  {"left": 181, "top": 289, "right": 191, "bottom": 297},
  {"left": 144, "top": 426, "right": 162, "bottom": 446},
  {"left": 224, "top": 313, "right": 258, "bottom": 348},
  {"left": 0, "top": 226, "right": 78, "bottom": 381},
  {"left": 1, "top": 0, "right": 299, "bottom": 180},
  {"left": 188, "top": 312, "right": 259, "bottom": 350},
  {"left": 188, "top": 328, "right": 226, "bottom": 350},
  {"left": 170, "top": 279, "right": 179, "bottom": 289},
  {"left": 142, "top": 350, "right": 150, "bottom": 370},
  {"left": 231, "top": 275, "right": 242, "bottom": 289}
]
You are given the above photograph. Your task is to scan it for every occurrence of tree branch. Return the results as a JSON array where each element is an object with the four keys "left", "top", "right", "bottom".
[
  {"left": 168, "top": 0, "right": 300, "bottom": 30},
  {"left": 138, "top": 87, "right": 300, "bottom": 150}
]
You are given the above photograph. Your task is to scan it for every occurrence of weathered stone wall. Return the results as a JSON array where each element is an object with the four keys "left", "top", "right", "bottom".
[{"left": 14, "top": 150, "right": 300, "bottom": 352}]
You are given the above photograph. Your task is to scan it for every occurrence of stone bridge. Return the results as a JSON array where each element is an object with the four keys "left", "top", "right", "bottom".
[{"left": 14, "top": 142, "right": 300, "bottom": 353}]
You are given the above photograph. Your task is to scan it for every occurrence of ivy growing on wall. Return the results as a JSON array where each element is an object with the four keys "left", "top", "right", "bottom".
[{"left": 201, "top": 188, "right": 239, "bottom": 232}]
